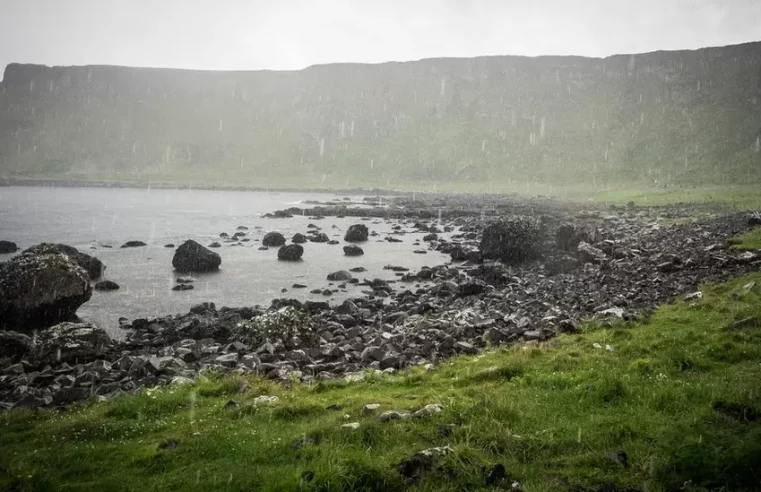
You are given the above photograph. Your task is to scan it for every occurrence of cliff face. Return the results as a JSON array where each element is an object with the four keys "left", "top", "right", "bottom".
[{"left": 2, "top": 42, "right": 761, "bottom": 188}]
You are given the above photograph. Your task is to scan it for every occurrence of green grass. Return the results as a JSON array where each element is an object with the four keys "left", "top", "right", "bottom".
[
  {"left": 2, "top": 273, "right": 761, "bottom": 491},
  {"left": 730, "top": 226, "right": 761, "bottom": 250}
]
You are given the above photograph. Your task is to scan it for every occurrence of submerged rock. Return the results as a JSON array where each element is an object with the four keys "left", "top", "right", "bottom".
[
  {"left": 344, "top": 224, "right": 369, "bottom": 242},
  {"left": 343, "top": 245, "right": 364, "bottom": 256},
  {"left": 0, "top": 240, "right": 19, "bottom": 254},
  {"left": 262, "top": 232, "right": 286, "bottom": 247},
  {"left": 121, "top": 240, "right": 147, "bottom": 248},
  {"left": 172, "top": 240, "right": 221, "bottom": 273},
  {"left": 94, "top": 280, "right": 120, "bottom": 291}
]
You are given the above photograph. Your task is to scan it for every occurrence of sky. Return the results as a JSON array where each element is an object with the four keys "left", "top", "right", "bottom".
[{"left": 1, "top": 0, "right": 760, "bottom": 74}]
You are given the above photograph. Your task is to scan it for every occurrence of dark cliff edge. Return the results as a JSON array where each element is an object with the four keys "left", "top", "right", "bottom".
[{"left": 2, "top": 42, "right": 761, "bottom": 189}]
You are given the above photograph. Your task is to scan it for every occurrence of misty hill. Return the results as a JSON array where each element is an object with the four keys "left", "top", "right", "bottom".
[{"left": 1, "top": 42, "right": 761, "bottom": 190}]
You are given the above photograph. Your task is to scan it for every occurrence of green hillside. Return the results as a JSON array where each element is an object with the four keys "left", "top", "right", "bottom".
[{"left": 1, "top": 42, "right": 761, "bottom": 190}]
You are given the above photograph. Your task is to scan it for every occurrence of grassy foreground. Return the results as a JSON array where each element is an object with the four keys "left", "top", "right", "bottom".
[{"left": 2, "top": 271, "right": 761, "bottom": 491}]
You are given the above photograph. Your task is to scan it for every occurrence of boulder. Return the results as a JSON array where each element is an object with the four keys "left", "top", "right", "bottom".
[
  {"left": 23, "top": 243, "right": 105, "bottom": 279},
  {"left": 577, "top": 241, "right": 606, "bottom": 264},
  {"left": 0, "top": 331, "right": 33, "bottom": 359},
  {"left": 32, "top": 322, "right": 111, "bottom": 364},
  {"left": 94, "top": 280, "right": 120, "bottom": 291},
  {"left": 309, "top": 232, "right": 329, "bottom": 243},
  {"left": 480, "top": 217, "right": 543, "bottom": 265},
  {"left": 343, "top": 245, "right": 364, "bottom": 256},
  {"left": 344, "top": 224, "right": 369, "bottom": 242},
  {"left": 277, "top": 244, "right": 304, "bottom": 261},
  {"left": 0, "top": 249, "right": 92, "bottom": 330},
  {"left": 292, "top": 233, "right": 308, "bottom": 244},
  {"left": 555, "top": 224, "right": 580, "bottom": 251},
  {"left": 262, "top": 232, "right": 286, "bottom": 247},
  {"left": 121, "top": 240, "right": 146, "bottom": 248},
  {"left": 172, "top": 240, "right": 221, "bottom": 273},
  {"left": 327, "top": 270, "right": 353, "bottom": 281},
  {"left": 0, "top": 240, "right": 19, "bottom": 254}
]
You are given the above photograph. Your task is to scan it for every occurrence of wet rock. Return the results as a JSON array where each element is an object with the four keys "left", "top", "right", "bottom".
[
  {"left": 480, "top": 217, "right": 542, "bottom": 265},
  {"left": 33, "top": 322, "right": 111, "bottom": 364},
  {"left": 344, "top": 224, "right": 369, "bottom": 242},
  {"left": 23, "top": 243, "right": 105, "bottom": 279},
  {"left": 208, "top": 242, "right": 221, "bottom": 248},
  {"left": 397, "top": 446, "right": 454, "bottom": 483},
  {"left": 0, "top": 331, "right": 33, "bottom": 359},
  {"left": 164, "top": 244, "right": 175, "bottom": 248},
  {"left": 262, "top": 232, "right": 286, "bottom": 247},
  {"left": 0, "top": 248, "right": 92, "bottom": 329},
  {"left": 485, "top": 464, "right": 508, "bottom": 486},
  {"left": 327, "top": 270, "right": 353, "bottom": 281},
  {"left": 172, "top": 239, "right": 221, "bottom": 273},
  {"left": 379, "top": 411, "right": 411, "bottom": 422},
  {"left": 94, "top": 280, "right": 120, "bottom": 291},
  {"left": 423, "top": 233, "right": 438, "bottom": 241},
  {"left": 413, "top": 404, "right": 444, "bottom": 418},
  {"left": 277, "top": 244, "right": 304, "bottom": 261},
  {"left": 577, "top": 241, "right": 606, "bottom": 264},
  {"left": 176, "top": 276, "right": 194, "bottom": 284},
  {"left": 309, "top": 232, "right": 329, "bottom": 243},
  {"left": 343, "top": 245, "right": 364, "bottom": 256},
  {"left": 0, "top": 240, "right": 19, "bottom": 254},
  {"left": 349, "top": 267, "right": 367, "bottom": 273},
  {"left": 292, "top": 233, "right": 308, "bottom": 244},
  {"left": 555, "top": 224, "right": 580, "bottom": 251},
  {"left": 121, "top": 241, "right": 146, "bottom": 248},
  {"left": 172, "top": 284, "right": 194, "bottom": 291}
]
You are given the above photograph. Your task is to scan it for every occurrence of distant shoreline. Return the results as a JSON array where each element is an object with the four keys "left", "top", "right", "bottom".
[{"left": 0, "top": 177, "right": 419, "bottom": 197}]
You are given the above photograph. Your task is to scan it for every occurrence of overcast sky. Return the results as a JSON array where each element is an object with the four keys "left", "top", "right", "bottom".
[{"left": 1, "top": 0, "right": 760, "bottom": 74}]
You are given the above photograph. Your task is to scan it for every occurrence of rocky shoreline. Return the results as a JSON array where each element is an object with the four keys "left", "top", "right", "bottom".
[{"left": 1, "top": 194, "right": 759, "bottom": 410}]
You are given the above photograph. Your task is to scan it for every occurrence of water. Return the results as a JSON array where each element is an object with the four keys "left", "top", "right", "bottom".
[{"left": 0, "top": 186, "right": 449, "bottom": 335}]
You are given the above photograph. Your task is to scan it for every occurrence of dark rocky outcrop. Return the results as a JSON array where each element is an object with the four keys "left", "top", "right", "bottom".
[
  {"left": 23, "top": 243, "right": 105, "bottom": 279},
  {"left": 262, "top": 232, "right": 286, "bottom": 247},
  {"left": 292, "top": 233, "right": 308, "bottom": 244},
  {"left": 277, "top": 244, "right": 304, "bottom": 261},
  {"left": 0, "top": 248, "right": 92, "bottom": 330},
  {"left": 343, "top": 245, "right": 364, "bottom": 256},
  {"left": 344, "top": 224, "right": 369, "bottom": 242},
  {"left": 0, "top": 240, "right": 19, "bottom": 254},
  {"left": 480, "top": 217, "right": 543, "bottom": 265},
  {"left": 172, "top": 240, "right": 221, "bottom": 273}
]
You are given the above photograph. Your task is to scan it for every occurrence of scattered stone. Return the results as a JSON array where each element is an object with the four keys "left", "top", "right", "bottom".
[
  {"left": 343, "top": 245, "right": 364, "bottom": 256},
  {"left": 379, "top": 410, "right": 411, "bottom": 422},
  {"left": 413, "top": 404, "right": 444, "bottom": 418},
  {"left": 684, "top": 291, "right": 702, "bottom": 301},
  {"left": 292, "top": 233, "right": 308, "bottom": 244},
  {"left": 172, "top": 284, "right": 194, "bottom": 291},
  {"left": 253, "top": 395, "right": 279, "bottom": 405},
  {"left": 121, "top": 241, "right": 147, "bottom": 248},
  {"left": 172, "top": 239, "right": 221, "bottom": 273},
  {"left": 327, "top": 270, "right": 353, "bottom": 281},
  {"left": 157, "top": 439, "right": 180, "bottom": 451},
  {"left": 363, "top": 403, "right": 381, "bottom": 414},
  {"left": 0, "top": 240, "right": 19, "bottom": 254},
  {"left": 344, "top": 224, "right": 369, "bottom": 242},
  {"left": 94, "top": 280, "right": 120, "bottom": 291},
  {"left": 262, "top": 232, "right": 286, "bottom": 247},
  {"left": 208, "top": 242, "right": 221, "bottom": 248},
  {"left": 341, "top": 422, "right": 360, "bottom": 430}
]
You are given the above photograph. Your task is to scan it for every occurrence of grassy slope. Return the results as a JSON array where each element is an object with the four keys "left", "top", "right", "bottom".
[{"left": 2, "top": 271, "right": 760, "bottom": 491}]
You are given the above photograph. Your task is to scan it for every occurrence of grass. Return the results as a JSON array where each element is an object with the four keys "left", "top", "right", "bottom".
[
  {"left": 730, "top": 226, "right": 761, "bottom": 250},
  {"left": 2, "top": 272, "right": 761, "bottom": 491}
]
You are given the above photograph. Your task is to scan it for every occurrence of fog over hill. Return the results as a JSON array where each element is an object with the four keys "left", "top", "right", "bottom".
[{"left": 1, "top": 41, "right": 761, "bottom": 189}]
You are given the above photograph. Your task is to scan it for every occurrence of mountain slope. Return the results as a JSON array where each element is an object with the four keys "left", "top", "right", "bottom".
[{"left": 1, "top": 42, "right": 761, "bottom": 189}]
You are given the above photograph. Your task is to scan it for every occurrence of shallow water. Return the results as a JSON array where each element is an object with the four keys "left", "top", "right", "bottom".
[{"left": 0, "top": 186, "right": 450, "bottom": 335}]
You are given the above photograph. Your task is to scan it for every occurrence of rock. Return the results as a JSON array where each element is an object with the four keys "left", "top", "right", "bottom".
[
  {"left": 730, "top": 317, "right": 759, "bottom": 329},
  {"left": 397, "top": 446, "right": 453, "bottom": 483},
  {"left": 164, "top": 244, "right": 175, "bottom": 248},
  {"left": 94, "top": 280, "right": 120, "bottom": 291},
  {"left": 53, "top": 387, "right": 90, "bottom": 405},
  {"left": 309, "top": 232, "right": 329, "bottom": 243},
  {"left": 748, "top": 213, "right": 761, "bottom": 226},
  {"left": 363, "top": 403, "right": 381, "bottom": 414},
  {"left": 684, "top": 291, "right": 702, "bottom": 301},
  {"left": 343, "top": 245, "right": 364, "bottom": 256},
  {"left": 349, "top": 267, "right": 367, "bottom": 273},
  {"left": 120, "top": 240, "right": 146, "bottom": 248},
  {"left": 32, "top": 322, "right": 111, "bottom": 364},
  {"left": 292, "top": 233, "right": 308, "bottom": 244},
  {"left": 327, "top": 270, "right": 353, "bottom": 281},
  {"left": 157, "top": 439, "right": 180, "bottom": 451},
  {"left": 253, "top": 395, "right": 279, "bottom": 405},
  {"left": 577, "top": 241, "right": 606, "bottom": 264},
  {"left": 379, "top": 411, "right": 411, "bottom": 422},
  {"left": 0, "top": 248, "right": 92, "bottom": 329},
  {"left": 485, "top": 464, "right": 508, "bottom": 486},
  {"left": 413, "top": 404, "right": 444, "bottom": 418},
  {"left": 557, "top": 319, "right": 579, "bottom": 334},
  {"left": 277, "top": 244, "right": 304, "bottom": 261},
  {"left": 172, "top": 239, "right": 221, "bottom": 273},
  {"left": 172, "top": 284, "right": 194, "bottom": 291},
  {"left": 208, "top": 242, "right": 221, "bottom": 248},
  {"left": 555, "top": 224, "right": 580, "bottom": 251},
  {"left": 0, "top": 331, "right": 33, "bottom": 359},
  {"left": 215, "top": 353, "right": 239, "bottom": 366},
  {"left": 176, "top": 276, "right": 194, "bottom": 284},
  {"left": 480, "top": 218, "right": 542, "bottom": 265},
  {"left": 22, "top": 243, "right": 105, "bottom": 279},
  {"left": 13, "top": 394, "right": 53, "bottom": 408},
  {"left": 262, "top": 232, "right": 286, "bottom": 247},
  {"left": 344, "top": 224, "right": 369, "bottom": 242},
  {"left": 341, "top": 422, "right": 360, "bottom": 430},
  {"left": 423, "top": 233, "right": 438, "bottom": 241},
  {"left": 0, "top": 240, "right": 19, "bottom": 254}
]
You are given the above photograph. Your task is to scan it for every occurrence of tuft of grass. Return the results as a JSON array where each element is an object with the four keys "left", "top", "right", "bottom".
[{"left": 1, "top": 272, "right": 761, "bottom": 491}]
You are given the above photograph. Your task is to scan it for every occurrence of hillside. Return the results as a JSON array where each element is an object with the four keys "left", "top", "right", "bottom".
[{"left": 1, "top": 42, "right": 761, "bottom": 190}]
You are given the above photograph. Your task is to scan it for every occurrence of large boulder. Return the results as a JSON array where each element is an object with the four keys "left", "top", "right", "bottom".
[
  {"left": 278, "top": 244, "right": 304, "bottom": 261},
  {"left": 344, "top": 224, "right": 369, "bottom": 242},
  {"left": 172, "top": 240, "right": 221, "bottom": 273},
  {"left": 292, "top": 233, "right": 308, "bottom": 244},
  {"left": 343, "top": 245, "right": 364, "bottom": 256},
  {"left": 262, "top": 232, "right": 286, "bottom": 247},
  {"left": 23, "top": 243, "right": 105, "bottom": 279},
  {"left": 0, "top": 240, "right": 19, "bottom": 254},
  {"left": 32, "top": 322, "right": 111, "bottom": 364},
  {"left": 479, "top": 217, "right": 543, "bottom": 265},
  {"left": 0, "top": 249, "right": 92, "bottom": 330},
  {"left": 309, "top": 232, "right": 329, "bottom": 243}
]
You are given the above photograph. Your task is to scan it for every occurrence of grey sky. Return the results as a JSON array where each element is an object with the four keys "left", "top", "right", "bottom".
[{"left": 1, "top": 0, "right": 760, "bottom": 74}]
